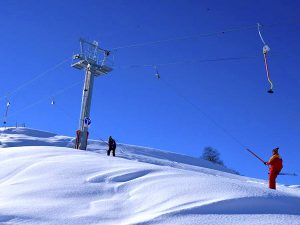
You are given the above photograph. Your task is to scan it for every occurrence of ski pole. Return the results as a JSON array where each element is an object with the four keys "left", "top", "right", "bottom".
[
  {"left": 246, "top": 148, "right": 265, "bottom": 164},
  {"left": 278, "top": 172, "right": 297, "bottom": 176},
  {"left": 99, "top": 137, "right": 108, "bottom": 145}
]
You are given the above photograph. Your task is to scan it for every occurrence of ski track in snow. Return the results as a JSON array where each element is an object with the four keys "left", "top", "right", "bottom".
[{"left": 0, "top": 127, "right": 300, "bottom": 225}]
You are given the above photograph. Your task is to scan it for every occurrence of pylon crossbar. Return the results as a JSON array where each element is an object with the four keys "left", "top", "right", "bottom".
[{"left": 71, "top": 38, "right": 113, "bottom": 76}]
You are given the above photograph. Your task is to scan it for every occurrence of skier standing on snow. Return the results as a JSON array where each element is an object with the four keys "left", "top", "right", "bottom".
[
  {"left": 264, "top": 147, "right": 283, "bottom": 190},
  {"left": 107, "top": 136, "right": 116, "bottom": 157}
]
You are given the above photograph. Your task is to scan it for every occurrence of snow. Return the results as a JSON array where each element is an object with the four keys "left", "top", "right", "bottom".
[{"left": 0, "top": 127, "right": 300, "bottom": 225}]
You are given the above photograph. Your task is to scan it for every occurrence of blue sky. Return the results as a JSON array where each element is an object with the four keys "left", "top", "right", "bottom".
[{"left": 1, "top": 0, "right": 300, "bottom": 184}]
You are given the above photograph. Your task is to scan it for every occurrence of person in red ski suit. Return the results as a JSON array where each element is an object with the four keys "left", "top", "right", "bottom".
[{"left": 264, "top": 147, "right": 283, "bottom": 190}]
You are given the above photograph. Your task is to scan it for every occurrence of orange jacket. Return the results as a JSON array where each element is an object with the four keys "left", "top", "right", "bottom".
[{"left": 266, "top": 154, "right": 283, "bottom": 173}]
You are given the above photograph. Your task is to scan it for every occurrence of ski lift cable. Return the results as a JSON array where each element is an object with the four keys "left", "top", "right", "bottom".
[
  {"left": 263, "top": 53, "right": 273, "bottom": 90},
  {"left": 52, "top": 103, "right": 76, "bottom": 120},
  {"left": 115, "top": 51, "right": 290, "bottom": 71},
  {"left": 50, "top": 96, "right": 76, "bottom": 120},
  {"left": 257, "top": 23, "right": 266, "bottom": 46},
  {"left": 0, "top": 57, "right": 70, "bottom": 101},
  {"left": 111, "top": 21, "right": 300, "bottom": 51},
  {"left": 116, "top": 55, "right": 260, "bottom": 70},
  {"left": 158, "top": 77, "right": 248, "bottom": 149},
  {"left": 157, "top": 75, "right": 286, "bottom": 159},
  {"left": 2, "top": 97, "right": 11, "bottom": 124},
  {"left": 7, "top": 80, "right": 81, "bottom": 119},
  {"left": 257, "top": 22, "right": 274, "bottom": 93},
  {"left": 112, "top": 24, "right": 257, "bottom": 51}
]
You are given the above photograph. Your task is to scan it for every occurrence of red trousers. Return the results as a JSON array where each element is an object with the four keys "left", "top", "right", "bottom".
[{"left": 269, "top": 171, "right": 278, "bottom": 189}]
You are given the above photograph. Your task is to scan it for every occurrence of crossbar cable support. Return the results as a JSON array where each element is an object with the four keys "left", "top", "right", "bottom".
[{"left": 71, "top": 38, "right": 113, "bottom": 76}]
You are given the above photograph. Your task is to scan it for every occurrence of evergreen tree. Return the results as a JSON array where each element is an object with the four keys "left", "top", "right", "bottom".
[{"left": 201, "top": 146, "right": 224, "bottom": 166}]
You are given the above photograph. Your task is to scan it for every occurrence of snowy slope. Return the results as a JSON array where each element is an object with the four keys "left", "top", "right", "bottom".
[
  {"left": 0, "top": 127, "right": 73, "bottom": 148},
  {"left": 0, "top": 128, "right": 300, "bottom": 225},
  {"left": 0, "top": 127, "right": 237, "bottom": 174}
]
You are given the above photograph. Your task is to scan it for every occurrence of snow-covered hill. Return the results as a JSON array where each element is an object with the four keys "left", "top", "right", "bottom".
[
  {"left": 0, "top": 128, "right": 300, "bottom": 225},
  {"left": 0, "top": 127, "right": 237, "bottom": 174}
]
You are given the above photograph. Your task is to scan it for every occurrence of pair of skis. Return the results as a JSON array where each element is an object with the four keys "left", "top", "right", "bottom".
[{"left": 246, "top": 148, "right": 297, "bottom": 176}]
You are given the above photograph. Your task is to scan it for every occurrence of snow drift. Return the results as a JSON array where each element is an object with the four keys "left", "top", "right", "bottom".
[{"left": 0, "top": 128, "right": 300, "bottom": 225}]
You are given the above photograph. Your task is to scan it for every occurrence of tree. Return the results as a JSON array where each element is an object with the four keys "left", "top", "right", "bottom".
[{"left": 201, "top": 146, "right": 224, "bottom": 166}]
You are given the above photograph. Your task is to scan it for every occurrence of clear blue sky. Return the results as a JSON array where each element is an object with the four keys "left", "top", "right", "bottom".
[{"left": 1, "top": 0, "right": 299, "bottom": 185}]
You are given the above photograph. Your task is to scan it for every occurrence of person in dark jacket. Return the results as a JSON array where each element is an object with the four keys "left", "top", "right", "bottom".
[
  {"left": 264, "top": 147, "right": 283, "bottom": 189},
  {"left": 107, "top": 136, "right": 116, "bottom": 157}
]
